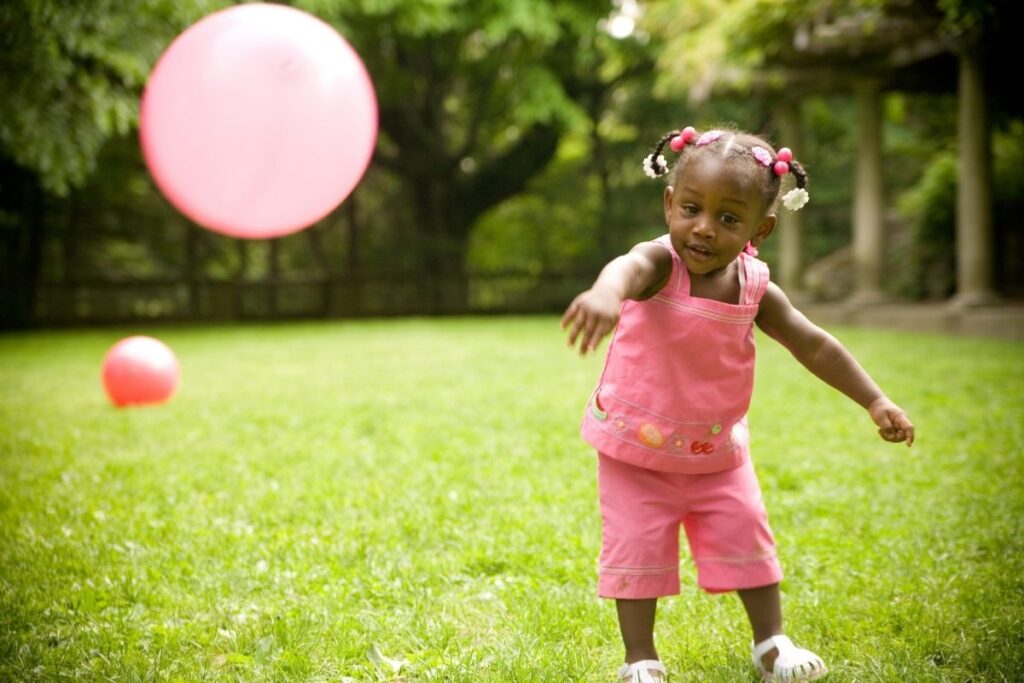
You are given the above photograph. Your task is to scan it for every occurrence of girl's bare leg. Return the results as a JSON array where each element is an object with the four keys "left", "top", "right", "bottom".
[
  {"left": 616, "top": 598, "right": 660, "bottom": 663},
  {"left": 738, "top": 582, "right": 783, "bottom": 670}
]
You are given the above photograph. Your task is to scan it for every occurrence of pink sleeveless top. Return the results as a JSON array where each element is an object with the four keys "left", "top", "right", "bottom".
[{"left": 580, "top": 235, "right": 770, "bottom": 474}]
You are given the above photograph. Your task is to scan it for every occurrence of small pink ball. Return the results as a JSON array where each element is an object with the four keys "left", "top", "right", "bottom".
[
  {"left": 669, "top": 136, "right": 685, "bottom": 152},
  {"left": 774, "top": 160, "right": 790, "bottom": 176},
  {"left": 777, "top": 147, "right": 793, "bottom": 163},
  {"left": 681, "top": 126, "right": 697, "bottom": 142},
  {"left": 101, "top": 336, "right": 181, "bottom": 407}
]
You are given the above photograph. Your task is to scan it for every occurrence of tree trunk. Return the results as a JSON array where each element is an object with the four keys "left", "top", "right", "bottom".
[
  {"left": 411, "top": 175, "right": 459, "bottom": 313},
  {"left": 345, "top": 196, "right": 362, "bottom": 315},
  {"left": 234, "top": 239, "right": 247, "bottom": 320},
  {"left": 268, "top": 238, "right": 280, "bottom": 316},
  {"left": 185, "top": 224, "right": 201, "bottom": 317}
]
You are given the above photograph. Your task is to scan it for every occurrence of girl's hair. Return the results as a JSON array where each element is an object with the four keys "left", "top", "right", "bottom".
[{"left": 642, "top": 125, "right": 810, "bottom": 211}]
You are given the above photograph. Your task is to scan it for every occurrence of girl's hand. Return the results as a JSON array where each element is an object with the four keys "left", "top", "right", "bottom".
[
  {"left": 868, "top": 397, "right": 915, "bottom": 447},
  {"left": 561, "top": 288, "right": 621, "bottom": 356}
]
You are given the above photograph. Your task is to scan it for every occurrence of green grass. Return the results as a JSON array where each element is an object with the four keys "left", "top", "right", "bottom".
[{"left": 1, "top": 317, "right": 1022, "bottom": 682}]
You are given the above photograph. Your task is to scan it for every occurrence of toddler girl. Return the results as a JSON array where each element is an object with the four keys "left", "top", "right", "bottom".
[{"left": 561, "top": 125, "right": 914, "bottom": 682}]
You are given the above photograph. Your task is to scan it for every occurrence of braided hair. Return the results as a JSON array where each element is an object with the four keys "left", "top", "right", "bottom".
[{"left": 643, "top": 126, "right": 809, "bottom": 212}]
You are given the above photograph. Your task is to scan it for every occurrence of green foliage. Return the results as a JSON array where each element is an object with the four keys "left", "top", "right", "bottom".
[
  {"left": 3, "top": 0, "right": 1019, "bottom": 319},
  {"left": 287, "top": 0, "right": 630, "bottom": 307},
  {"left": 306, "top": 0, "right": 606, "bottom": 145},
  {"left": 0, "top": 0, "right": 222, "bottom": 194},
  {"left": 643, "top": 0, "right": 835, "bottom": 99},
  {"left": 897, "top": 151, "right": 957, "bottom": 299},
  {"left": 895, "top": 120, "right": 1024, "bottom": 299},
  {"left": 937, "top": 0, "right": 999, "bottom": 33},
  {"left": 1, "top": 320, "right": 1022, "bottom": 680}
]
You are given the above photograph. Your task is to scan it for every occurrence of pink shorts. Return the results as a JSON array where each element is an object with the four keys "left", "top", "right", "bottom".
[{"left": 597, "top": 452, "right": 783, "bottom": 599}]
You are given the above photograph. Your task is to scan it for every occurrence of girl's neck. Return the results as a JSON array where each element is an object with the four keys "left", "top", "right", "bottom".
[{"left": 688, "top": 260, "right": 741, "bottom": 304}]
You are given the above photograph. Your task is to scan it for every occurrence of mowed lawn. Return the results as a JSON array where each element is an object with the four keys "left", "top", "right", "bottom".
[{"left": 0, "top": 317, "right": 1021, "bottom": 682}]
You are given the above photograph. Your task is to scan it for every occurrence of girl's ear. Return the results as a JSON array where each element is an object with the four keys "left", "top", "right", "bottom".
[
  {"left": 750, "top": 213, "right": 777, "bottom": 247},
  {"left": 663, "top": 186, "right": 674, "bottom": 225}
]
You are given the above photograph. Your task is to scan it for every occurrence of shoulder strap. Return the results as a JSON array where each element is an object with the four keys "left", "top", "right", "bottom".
[
  {"left": 650, "top": 234, "right": 688, "bottom": 294},
  {"left": 740, "top": 251, "right": 770, "bottom": 305}
]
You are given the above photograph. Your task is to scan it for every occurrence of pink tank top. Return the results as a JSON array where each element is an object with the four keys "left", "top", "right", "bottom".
[{"left": 580, "top": 235, "right": 770, "bottom": 474}]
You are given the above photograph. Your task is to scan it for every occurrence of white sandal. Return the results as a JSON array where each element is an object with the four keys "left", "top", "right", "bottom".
[
  {"left": 752, "top": 635, "right": 827, "bottom": 681},
  {"left": 617, "top": 659, "right": 667, "bottom": 682}
]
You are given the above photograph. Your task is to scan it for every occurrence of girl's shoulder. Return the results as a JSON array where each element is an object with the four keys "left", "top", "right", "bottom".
[
  {"left": 637, "top": 235, "right": 677, "bottom": 264},
  {"left": 628, "top": 235, "right": 675, "bottom": 264},
  {"left": 630, "top": 235, "right": 678, "bottom": 298}
]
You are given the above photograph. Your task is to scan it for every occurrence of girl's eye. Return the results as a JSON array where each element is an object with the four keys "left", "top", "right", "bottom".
[
  {"left": 721, "top": 214, "right": 741, "bottom": 226},
  {"left": 681, "top": 204, "right": 699, "bottom": 216}
]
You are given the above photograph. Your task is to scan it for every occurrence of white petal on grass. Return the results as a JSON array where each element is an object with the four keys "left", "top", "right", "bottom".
[{"left": 367, "top": 644, "right": 407, "bottom": 673}]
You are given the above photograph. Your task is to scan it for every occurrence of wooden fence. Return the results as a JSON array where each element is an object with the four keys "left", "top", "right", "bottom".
[{"left": 4, "top": 271, "right": 595, "bottom": 327}]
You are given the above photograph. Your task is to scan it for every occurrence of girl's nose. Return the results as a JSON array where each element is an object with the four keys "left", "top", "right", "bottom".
[{"left": 692, "top": 216, "right": 714, "bottom": 238}]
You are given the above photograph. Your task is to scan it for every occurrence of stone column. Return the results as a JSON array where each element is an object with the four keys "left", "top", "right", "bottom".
[
  {"left": 951, "top": 39, "right": 998, "bottom": 306},
  {"left": 774, "top": 102, "right": 806, "bottom": 300},
  {"left": 849, "top": 79, "right": 887, "bottom": 304}
]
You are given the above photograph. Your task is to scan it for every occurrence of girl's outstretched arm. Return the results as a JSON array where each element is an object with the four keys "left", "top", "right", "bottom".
[
  {"left": 756, "top": 283, "right": 915, "bottom": 446},
  {"left": 562, "top": 242, "right": 671, "bottom": 356}
]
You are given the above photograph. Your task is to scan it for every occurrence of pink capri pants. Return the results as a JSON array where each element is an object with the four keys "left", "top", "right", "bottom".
[{"left": 597, "top": 452, "right": 783, "bottom": 599}]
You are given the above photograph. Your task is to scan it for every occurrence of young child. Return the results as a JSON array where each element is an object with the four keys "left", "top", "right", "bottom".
[{"left": 561, "top": 125, "right": 915, "bottom": 683}]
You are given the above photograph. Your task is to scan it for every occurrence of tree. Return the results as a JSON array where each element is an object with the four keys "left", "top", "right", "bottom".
[
  {"left": 1, "top": 0, "right": 664, "bottom": 325},
  {"left": 642, "top": 0, "right": 1013, "bottom": 100},
  {"left": 0, "top": 0, "right": 219, "bottom": 194},
  {"left": 641, "top": 0, "right": 1023, "bottom": 299},
  {"left": 302, "top": 0, "right": 614, "bottom": 311},
  {"left": 0, "top": 0, "right": 219, "bottom": 325}
]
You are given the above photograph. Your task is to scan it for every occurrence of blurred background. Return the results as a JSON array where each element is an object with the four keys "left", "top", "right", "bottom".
[{"left": 1, "top": 0, "right": 1021, "bottom": 330}]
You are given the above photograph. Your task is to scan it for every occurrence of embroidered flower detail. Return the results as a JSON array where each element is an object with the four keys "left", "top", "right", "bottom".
[
  {"left": 590, "top": 403, "right": 608, "bottom": 421},
  {"left": 638, "top": 423, "right": 665, "bottom": 448},
  {"left": 696, "top": 130, "right": 723, "bottom": 146},
  {"left": 642, "top": 154, "right": 668, "bottom": 179},
  {"left": 751, "top": 146, "right": 773, "bottom": 167},
  {"left": 782, "top": 187, "right": 810, "bottom": 211},
  {"left": 611, "top": 416, "right": 631, "bottom": 434},
  {"left": 667, "top": 434, "right": 689, "bottom": 453}
]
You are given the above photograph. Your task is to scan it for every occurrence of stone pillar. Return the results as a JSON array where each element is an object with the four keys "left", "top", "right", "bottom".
[
  {"left": 849, "top": 79, "right": 887, "bottom": 304},
  {"left": 775, "top": 102, "right": 806, "bottom": 300},
  {"left": 951, "top": 39, "right": 998, "bottom": 306}
]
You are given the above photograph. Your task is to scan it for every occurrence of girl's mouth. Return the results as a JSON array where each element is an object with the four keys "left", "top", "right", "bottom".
[{"left": 686, "top": 243, "right": 714, "bottom": 260}]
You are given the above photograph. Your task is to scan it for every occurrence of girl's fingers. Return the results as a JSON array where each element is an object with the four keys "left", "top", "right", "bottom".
[
  {"left": 579, "top": 316, "right": 600, "bottom": 355},
  {"left": 877, "top": 410, "right": 915, "bottom": 446},
  {"left": 560, "top": 301, "right": 578, "bottom": 329},
  {"left": 894, "top": 413, "right": 915, "bottom": 446},
  {"left": 563, "top": 304, "right": 586, "bottom": 347},
  {"left": 569, "top": 323, "right": 585, "bottom": 350}
]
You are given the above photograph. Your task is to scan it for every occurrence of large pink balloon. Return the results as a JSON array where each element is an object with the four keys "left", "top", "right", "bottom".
[
  {"left": 140, "top": 3, "right": 378, "bottom": 239},
  {"left": 102, "top": 336, "right": 181, "bottom": 407}
]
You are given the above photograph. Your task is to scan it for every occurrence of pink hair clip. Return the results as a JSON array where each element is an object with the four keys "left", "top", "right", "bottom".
[
  {"left": 669, "top": 126, "right": 697, "bottom": 152},
  {"left": 751, "top": 146, "right": 772, "bottom": 167},
  {"left": 696, "top": 130, "right": 723, "bottom": 146}
]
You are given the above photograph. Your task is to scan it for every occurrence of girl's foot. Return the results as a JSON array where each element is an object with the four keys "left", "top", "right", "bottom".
[
  {"left": 752, "top": 635, "right": 827, "bottom": 681},
  {"left": 617, "top": 659, "right": 667, "bottom": 682}
]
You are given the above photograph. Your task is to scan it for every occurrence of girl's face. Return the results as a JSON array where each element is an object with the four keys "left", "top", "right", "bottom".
[{"left": 663, "top": 155, "right": 776, "bottom": 277}]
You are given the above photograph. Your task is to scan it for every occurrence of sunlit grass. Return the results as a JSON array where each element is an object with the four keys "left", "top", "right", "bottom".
[{"left": 1, "top": 318, "right": 1021, "bottom": 681}]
